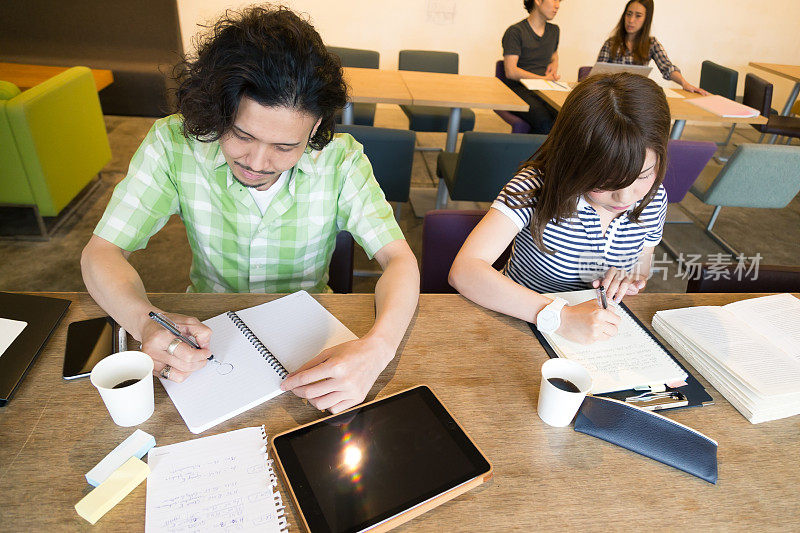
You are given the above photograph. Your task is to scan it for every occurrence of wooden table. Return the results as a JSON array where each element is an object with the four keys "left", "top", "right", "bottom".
[
  {"left": 535, "top": 86, "right": 768, "bottom": 139},
  {"left": 0, "top": 62, "right": 114, "bottom": 92},
  {"left": 749, "top": 62, "right": 800, "bottom": 116},
  {"left": 1, "top": 292, "right": 798, "bottom": 531}
]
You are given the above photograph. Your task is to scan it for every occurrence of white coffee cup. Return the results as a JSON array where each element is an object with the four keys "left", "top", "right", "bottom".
[
  {"left": 537, "top": 358, "right": 593, "bottom": 427},
  {"left": 90, "top": 351, "right": 154, "bottom": 427}
]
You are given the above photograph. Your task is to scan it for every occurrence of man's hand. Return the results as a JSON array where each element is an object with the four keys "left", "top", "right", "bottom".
[
  {"left": 544, "top": 62, "right": 560, "bottom": 81},
  {"left": 280, "top": 335, "right": 394, "bottom": 413},
  {"left": 139, "top": 312, "right": 212, "bottom": 383},
  {"left": 593, "top": 268, "right": 647, "bottom": 304}
]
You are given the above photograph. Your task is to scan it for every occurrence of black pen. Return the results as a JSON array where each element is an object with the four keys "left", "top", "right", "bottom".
[{"left": 148, "top": 311, "right": 216, "bottom": 362}]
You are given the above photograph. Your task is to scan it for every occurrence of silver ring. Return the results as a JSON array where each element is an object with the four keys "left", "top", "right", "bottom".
[
  {"left": 166, "top": 337, "right": 182, "bottom": 356},
  {"left": 160, "top": 364, "right": 172, "bottom": 380}
]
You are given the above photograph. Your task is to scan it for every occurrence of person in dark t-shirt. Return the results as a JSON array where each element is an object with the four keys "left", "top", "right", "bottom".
[{"left": 501, "top": 0, "right": 562, "bottom": 134}]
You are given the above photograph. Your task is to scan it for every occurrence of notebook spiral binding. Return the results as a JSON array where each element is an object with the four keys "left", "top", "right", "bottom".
[
  {"left": 227, "top": 311, "right": 289, "bottom": 378},
  {"left": 260, "top": 425, "right": 289, "bottom": 533}
]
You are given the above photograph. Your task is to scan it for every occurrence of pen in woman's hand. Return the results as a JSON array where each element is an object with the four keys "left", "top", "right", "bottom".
[
  {"left": 148, "top": 311, "right": 216, "bottom": 362},
  {"left": 595, "top": 285, "right": 608, "bottom": 309}
]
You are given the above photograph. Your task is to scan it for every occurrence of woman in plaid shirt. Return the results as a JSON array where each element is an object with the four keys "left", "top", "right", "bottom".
[{"left": 596, "top": 0, "right": 707, "bottom": 95}]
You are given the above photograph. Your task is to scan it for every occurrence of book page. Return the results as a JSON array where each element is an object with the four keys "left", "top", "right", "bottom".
[
  {"left": 723, "top": 294, "right": 800, "bottom": 360},
  {"left": 520, "top": 78, "right": 571, "bottom": 92},
  {"left": 160, "top": 313, "right": 284, "bottom": 434},
  {"left": 541, "top": 290, "right": 687, "bottom": 394},
  {"left": 0, "top": 317, "right": 27, "bottom": 358},
  {"left": 656, "top": 305, "right": 800, "bottom": 396},
  {"left": 236, "top": 291, "right": 358, "bottom": 373},
  {"left": 146, "top": 427, "right": 285, "bottom": 533}
]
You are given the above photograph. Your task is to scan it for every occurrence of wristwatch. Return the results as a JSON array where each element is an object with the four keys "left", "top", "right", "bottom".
[{"left": 535, "top": 297, "right": 568, "bottom": 334}]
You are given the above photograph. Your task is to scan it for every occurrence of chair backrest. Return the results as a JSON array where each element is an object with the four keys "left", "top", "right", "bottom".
[
  {"left": 686, "top": 264, "right": 800, "bottom": 293},
  {"left": 3, "top": 67, "right": 110, "bottom": 216},
  {"left": 577, "top": 66, "right": 592, "bottom": 82},
  {"left": 699, "top": 61, "right": 738, "bottom": 100},
  {"left": 421, "top": 210, "right": 511, "bottom": 293},
  {"left": 701, "top": 144, "right": 800, "bottom": 208},
  {"left": 742, "top": 73, "right": 773, "bottom": 118},
  {"left": 495, "top": 59, "right": 507, "bottom": 81},
  {"left": 0, "top": 81, "right": 35, "bottom": 207},
  {"left": 449, "top": 132, "right": 546, "bottom": 202},
  {"left": 663, "top": 140, "right": 717, "bottom": 203},
  {"left": 326, "top": 46, "right": 379, "bottom": 69},
  {"left": 399, "top": 50, "right": 458, "bottom": 74},
  {"left": 328, "top": 231, "right": 354, "bottom": 294},
  {"left": 336, "top": 125, "right": 415, "bottom": 203}
]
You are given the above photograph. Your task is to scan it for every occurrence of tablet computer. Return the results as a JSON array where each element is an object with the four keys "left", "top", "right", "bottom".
[
  {"left": 590, "top": 61, "right": 653, "bottom": 77},
  {"left": 271, "top": 385, "right": 492, "bottom": 533}
]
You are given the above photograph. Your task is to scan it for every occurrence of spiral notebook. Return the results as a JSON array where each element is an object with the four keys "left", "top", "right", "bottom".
[
  {"left": 145, "top": 426, "right": 288, "bottom": 532},
  {"left": 161, "top": 291, "right": 357, "bottom": 433}
]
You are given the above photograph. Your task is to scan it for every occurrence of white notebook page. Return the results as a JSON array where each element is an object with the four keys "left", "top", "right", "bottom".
[
  {"left": 145, "top": 426, "right": 286, "bottom": 533},
  {"left": 723, "top": 294, "right": 800, "bottom": 360},
  {"left": 541, "top": 290, "right": 687, "bottom": 394},
  {"left": 236, "top": 290, "right": 358, "bottom": 373},
  {"left": 0, "top": 318, "right": 27, "bottom": 358}
]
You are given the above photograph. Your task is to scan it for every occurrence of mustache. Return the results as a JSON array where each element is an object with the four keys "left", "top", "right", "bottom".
[{"left": 235, "top": 162, "right": 274, "bottom": 175}]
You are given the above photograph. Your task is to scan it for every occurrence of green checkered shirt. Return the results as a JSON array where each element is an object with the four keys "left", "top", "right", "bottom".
[{"left": 95, "top": 115, "right": 404, "bottom": 293}]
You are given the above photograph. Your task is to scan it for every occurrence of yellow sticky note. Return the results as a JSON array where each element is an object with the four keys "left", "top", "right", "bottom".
[{"left": 75, "top": 456, "right": 149, "bottom": 525}]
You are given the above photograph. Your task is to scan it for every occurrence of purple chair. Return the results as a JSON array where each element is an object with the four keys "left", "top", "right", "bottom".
[
  {"left": 328, "top": 231, "right": 354, "bottom": 294},
  {"left": 577, "top": 65, "right": 592, "bottom": 82},
  {"left": 660, "top": 140, "right": 717, "bottom": 258},
  {"left": 663, "top": 140, "right": 718, "bottom": 203},
  {"left": 494, "top": 60, "right": 531, "bottom": 134},
  {"left": 421, "top": 210, "right": 511, "bottom": 293}
]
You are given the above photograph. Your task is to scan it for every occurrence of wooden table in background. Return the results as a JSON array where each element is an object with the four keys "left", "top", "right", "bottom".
[
  {"left": 0, "top": 62, "right": 114, "bottom": 92},
  {"left": 535, "top": 87, "right": 768, "bottom": 139},
  {"left": 749, "top": 62, "right": 800, "bottom": 116},
  {"left": 1, "top": 292, "right": 798, "bottom": 530}
]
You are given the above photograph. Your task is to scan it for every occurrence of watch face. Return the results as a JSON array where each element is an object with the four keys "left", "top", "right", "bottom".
[{"left": 538, "top": 309, "right": 557, "bottom": 331}]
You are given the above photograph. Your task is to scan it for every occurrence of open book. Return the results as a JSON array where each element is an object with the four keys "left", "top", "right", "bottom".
[
  {"left": 653, "top": 294, "right": 800, "bottom": 424},
  {"left": 160, "top": 291, "right": 357, "bottom": 433},
  {"left": 536, "top": 290, "right": 687, "bottom": 394}
]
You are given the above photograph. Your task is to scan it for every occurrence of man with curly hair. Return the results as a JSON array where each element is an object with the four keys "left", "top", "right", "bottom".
[{"left": 81, "top": 6, "right": 419, "bottom": 414}]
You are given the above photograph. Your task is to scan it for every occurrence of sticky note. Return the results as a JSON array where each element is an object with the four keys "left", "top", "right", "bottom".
[
  {"left": 75, "top": 456, "right": 150, "bottom": 525},
  {"left": 86, "top": 429, "right": 155, "bottom": 486}
]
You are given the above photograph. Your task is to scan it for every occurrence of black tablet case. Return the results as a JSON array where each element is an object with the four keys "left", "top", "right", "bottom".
[
  {"left": 527, "top": 300, "right": 713, "bottom": 410},
  {"left": 0, "top": 292, "right": 71, "bottom": 406}
]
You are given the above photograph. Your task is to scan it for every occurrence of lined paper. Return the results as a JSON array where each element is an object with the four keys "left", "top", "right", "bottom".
[{"left": 145, "top": 427, "right": 286, "bottom": 533}]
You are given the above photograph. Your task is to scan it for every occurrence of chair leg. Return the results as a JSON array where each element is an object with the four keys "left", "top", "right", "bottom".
[
  {"left": 716, "top": 124, "right": 736, "bottom": 147},
  {"left": 393, "top": 202, "right": 403, "bottom": 220},
  {"left": 757, "top": 133, "right": 766, "bottom": 143},
  {"left": 435, "top": 179, "right": 449, "bottom": 210},
  {"left": 768, "top": 134, "right": 779, "bottom": 144},
  {"left": 703, "top": 205, "right": 740, "bottom": 256}
]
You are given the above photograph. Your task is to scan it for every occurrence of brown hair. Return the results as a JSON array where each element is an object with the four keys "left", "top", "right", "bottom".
[
  {"left": 608, "top": 0, "right": 654, "bottom": 64},
  {"left": 505, "top": 72, "right": 670, "bottom": 251}
]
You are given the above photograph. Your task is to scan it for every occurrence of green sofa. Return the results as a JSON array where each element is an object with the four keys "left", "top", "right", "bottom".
[{"left": 1, "top": 66, "right": 111, "bottom": 237}]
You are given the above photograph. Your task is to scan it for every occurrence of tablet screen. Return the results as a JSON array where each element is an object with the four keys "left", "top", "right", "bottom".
[{"left": 273, "top": 386, "right": 491, "bottom": 533}]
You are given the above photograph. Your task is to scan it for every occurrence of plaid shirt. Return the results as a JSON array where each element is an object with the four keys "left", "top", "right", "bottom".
[
  {"left": 95, "top": 115, "right": 403, "bottom": 293},
  {"left": 597, "top": 36, "right": 679, "bottom": 80}
]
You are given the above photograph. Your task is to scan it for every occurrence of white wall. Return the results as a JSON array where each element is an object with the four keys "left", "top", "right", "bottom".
[{"left": 177, "top": 0, "right": 800, "bottom": 106}]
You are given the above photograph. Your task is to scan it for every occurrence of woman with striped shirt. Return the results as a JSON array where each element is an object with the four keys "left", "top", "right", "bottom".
[
  {"left": 449, "top": 73, "right": 670, "bottom": 345},
  {"left": 596, "top": 0, "right": 707, "bottom": 95}
]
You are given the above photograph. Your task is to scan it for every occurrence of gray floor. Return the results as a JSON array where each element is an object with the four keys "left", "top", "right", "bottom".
[{"left": 1, "top": 105, "right": 798, "bottom": 294}]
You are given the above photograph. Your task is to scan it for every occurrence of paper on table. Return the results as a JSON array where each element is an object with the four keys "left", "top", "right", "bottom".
[
  {"left": 0, "top": 317, "right": 27, "bottom": 358},
  {"left": 687, "top": 94, "right": 760, "bottom": 117},
  {"left": 723, "top": 294, "right": 800, "bottom": 360},
  {"left": 145, "top": 426, "right": 286, "bottom": 533},
  {"left": 541, "top": 290, "right": 687, "bottom": 394},
  {"left": 520, "top": 78, "right": 571, "bottom": 92}
]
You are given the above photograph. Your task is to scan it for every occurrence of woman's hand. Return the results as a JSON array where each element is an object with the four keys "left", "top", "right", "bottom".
[
  {"left": 594, "top": 268, "right": 647, "bottom": 304},
  {"left": 556, "top": 300, "right": 622, "bottom": 344},
  {"left": 682, "top": 82, "right": 709, "bottom": 96}
]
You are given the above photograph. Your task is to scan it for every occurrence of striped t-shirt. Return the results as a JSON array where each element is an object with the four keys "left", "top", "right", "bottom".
[{"left": 491, "top": 169, "right": 667, "bottom": 294}]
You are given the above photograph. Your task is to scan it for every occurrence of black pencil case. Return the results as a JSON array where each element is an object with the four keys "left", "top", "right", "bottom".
[{"left": 574, "top": 395, "right": 718, "bottom": 484}]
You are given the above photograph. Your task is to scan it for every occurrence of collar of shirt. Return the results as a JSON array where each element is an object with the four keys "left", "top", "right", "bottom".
[
  {"left": 577, "top": 195, "right": 638, "bottom": 216},
  {"left": 209, "top": 142, "right": 317, "bottom": 195}
]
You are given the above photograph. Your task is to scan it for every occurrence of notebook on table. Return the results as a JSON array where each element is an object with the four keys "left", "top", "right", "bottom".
[
  {"left": 146, "top": 426, "right": 288, "bottom": 532},
  {"left": 161, "top": 291, "right": 357, "bottom": 433},
  {"left": 0, "top": 292, "right": 71, "bottom": 406},
  {"left": 687, "top": 94, "right": 760, "bottom": 118},
  {"left": 529, "top": 289, "right": 712, "bottom": 409},
  {"left": 653, "top": 293, "right": 800, "bottom": 424}
]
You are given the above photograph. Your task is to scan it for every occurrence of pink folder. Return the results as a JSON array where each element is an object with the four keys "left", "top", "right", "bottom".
[{"left": 687, "top": 95, "right": 760, "bottom": 118}]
